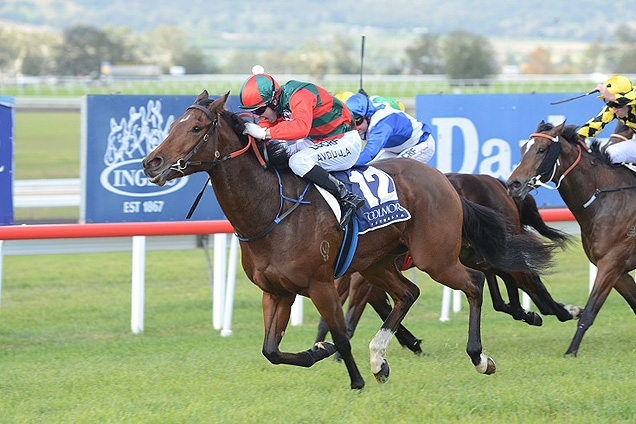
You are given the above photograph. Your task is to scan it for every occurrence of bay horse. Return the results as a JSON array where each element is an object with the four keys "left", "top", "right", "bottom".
[
  {"left": 507, "top": 121, "right": 636, "bottom": 356},
  {"left": 143, "top": 91, "right": 552, "bottom": 389},
  {"left": 315, "top": 173, "right": 576, "bottom": 353}
]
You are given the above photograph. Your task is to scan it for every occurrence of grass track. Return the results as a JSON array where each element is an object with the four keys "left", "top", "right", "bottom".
[{"left": 2, "top": 243, "right": 636, "bottom": 423}]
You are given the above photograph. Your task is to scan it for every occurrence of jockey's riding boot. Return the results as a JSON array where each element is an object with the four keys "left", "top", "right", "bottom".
[{"left": 304, "top": 165, "right": 365, "bottom": 231}]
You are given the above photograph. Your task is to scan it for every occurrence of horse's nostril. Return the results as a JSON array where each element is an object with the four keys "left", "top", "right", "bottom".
[{"left": 149, "top": 157, "right": 162, "bottom": 168}]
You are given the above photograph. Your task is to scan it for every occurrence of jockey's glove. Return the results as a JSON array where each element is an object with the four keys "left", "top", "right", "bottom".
[{"left": 243, "top": 122, "right": 267, "bottom": 139}]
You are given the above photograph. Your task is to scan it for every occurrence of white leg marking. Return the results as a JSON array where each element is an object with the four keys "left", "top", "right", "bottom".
[
  {"left": 475, "top": 353, "right": 489, "bottom": 373},
  {"left": 369, "top": 328, "right": 394, "bottom": 374}
]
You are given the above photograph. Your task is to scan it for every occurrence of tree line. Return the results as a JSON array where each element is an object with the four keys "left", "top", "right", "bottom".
[{"left": 1, "top": 24, "right": 634, "bottom": 79}]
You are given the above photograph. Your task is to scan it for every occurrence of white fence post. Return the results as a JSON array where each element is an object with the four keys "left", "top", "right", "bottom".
[
  {"left": 131, "top": 235, "right": 146, "bottom": 334},
  {"left": 522, "top": 293, "right": 531, "bottom": 310},
  {"left": 221, "top": 234, "right": 239, "bottom": 337},
  {"left": 452, "top": 289, "right": 462, "bottom": 313},
  {"left": 213, "top": 234, "right": 227, "bottom": 330},
  {"left": 0, "top": 239, "right": 3, "bottom": 311},
  {"left": 589, "top": 263, "right": 597, "bottom": 292},
  {"left": 291, "top": 295, "right": 303, "bottom": 326},
  {"left": 440, "top": 286, "right": 452, "bottom": 322}
]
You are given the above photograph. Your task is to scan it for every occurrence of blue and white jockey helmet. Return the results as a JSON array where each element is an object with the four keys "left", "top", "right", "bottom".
[{"left": 345, "top": 93, "right": 375, "bottom": 120}]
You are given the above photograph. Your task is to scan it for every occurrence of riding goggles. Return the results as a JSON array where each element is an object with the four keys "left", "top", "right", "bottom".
[
  {"left": 605, "top": 97, "right": 630, "bottom": 109},
  {"left": 354, "top": 115, "right": 365, "bottom": 126},
  {"left": 252, "top": 105, "right": 269, "bottom": 115}
]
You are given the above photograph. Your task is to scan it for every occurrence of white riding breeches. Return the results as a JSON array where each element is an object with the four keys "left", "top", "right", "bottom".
[
  {"left": 287, "top": 130, "right": 362, "bottom": 177},
  {"left": 372, "top": 135, "right": 436, "bottom": 164},
  {"left": 606, "top": 138, "right": 636, "bottom": 164}
]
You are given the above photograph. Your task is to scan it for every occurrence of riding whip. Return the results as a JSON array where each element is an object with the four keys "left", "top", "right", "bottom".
[
  {"left": 550, "top": 90, "right": 599, "bottom": 105},
  {"left": 358, "top": 35, "right": 367, "bottom": 96}
]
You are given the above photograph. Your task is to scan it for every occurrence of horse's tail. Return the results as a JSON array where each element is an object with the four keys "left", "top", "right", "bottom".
[
  {"left": 461, "top": 197, "right": 554, "bottom": 274},
  {"left": 516, "top": 194, "right": 570, "bottom": 249}
]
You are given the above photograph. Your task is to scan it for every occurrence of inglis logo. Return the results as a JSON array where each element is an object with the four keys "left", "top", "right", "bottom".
[{"left": 101, "top": 99, "right": 188, "bottom": 196}]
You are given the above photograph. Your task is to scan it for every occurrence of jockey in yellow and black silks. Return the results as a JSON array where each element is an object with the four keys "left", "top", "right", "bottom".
[{"left": 578, "top": 75, "right": 636, "bottom": 163}]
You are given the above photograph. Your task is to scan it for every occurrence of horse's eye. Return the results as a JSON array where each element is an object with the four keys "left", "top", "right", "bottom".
[
  {"left": 537, "top": 147, "right": 546, "bottom": 153},
  {"left": 192, "top": 126, "right": 202, "bottom": 133}
]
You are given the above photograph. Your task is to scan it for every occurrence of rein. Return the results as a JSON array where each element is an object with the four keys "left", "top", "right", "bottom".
[
  {"left": 610, "top": 134, "right": 630, "bottom": 142},
  {"left": 170, "top": 102, "right": 268, "bottom": 219},
  {"left": 174, "top": 101, "right": 310, "bottom": 240}
]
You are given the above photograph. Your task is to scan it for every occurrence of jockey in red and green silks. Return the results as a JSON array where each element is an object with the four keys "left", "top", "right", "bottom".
[{"left": 239, "top": 73, "right": 364, "bottom": 230}]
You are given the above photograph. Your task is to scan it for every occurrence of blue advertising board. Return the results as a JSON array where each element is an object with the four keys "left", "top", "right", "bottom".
[
  {"left": 416, "top": 93, "right": 617, "bottom": 207},
  {"left": 82, "top": 94, "right": 243, "bottom": 223},
  {"left": 0, "top": 96, "right": 14, "bottom": 225}
]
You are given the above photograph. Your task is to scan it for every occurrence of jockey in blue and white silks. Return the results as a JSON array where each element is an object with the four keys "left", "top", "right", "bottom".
[{"left": 344, "top": 93, "right": 435, "bottom": 166}]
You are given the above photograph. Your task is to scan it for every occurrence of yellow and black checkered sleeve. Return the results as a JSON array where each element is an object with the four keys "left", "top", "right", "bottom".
[{"left": 577, "top": 106, "right": 615, "bottom": 139}]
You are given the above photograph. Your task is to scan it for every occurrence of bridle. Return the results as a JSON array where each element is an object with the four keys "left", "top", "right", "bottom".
[
  {"left": 168, "top": 103, "right": 266, "bottom": 176},
  {"left": 525, "top": 132, "right": 583, "bottom": 191},
  {"left": 166, "top": 101, "right": 268, "bottom": 219},
  {"left": 165, "top": 101, "right": 310, "bottom": 239},
  {"left": 527, "top": 131, "right": 636, "bottom": 210}
]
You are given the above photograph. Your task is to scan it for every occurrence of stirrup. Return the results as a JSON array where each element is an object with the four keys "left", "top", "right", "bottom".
[
  {"left": 338, "top": 195, "right": 364, "bottom": 231},
  {"left": 338, "top": 206, "right": 356, "bottom": 231}
]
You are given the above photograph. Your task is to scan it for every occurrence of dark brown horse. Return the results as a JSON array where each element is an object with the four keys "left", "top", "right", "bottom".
[
  {"left": 507, "top": 121, "right": 636, "bottom": 356},
  {"left": 315, "top": 173, "right": 576, "bottom": 353},
  {"left": 143, "top": 91, "right": 552, "bottom": 389}
]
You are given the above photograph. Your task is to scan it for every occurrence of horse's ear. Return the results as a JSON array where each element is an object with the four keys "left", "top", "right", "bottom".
[
  {"left": 554, "top": 120, "right": 566, "bottom": 134},
  {"left": 195, "top": 90, "right": 209, "bottom": 103},
  {"left": 210, "top": 91, "right": 230, "bottom": 112}
]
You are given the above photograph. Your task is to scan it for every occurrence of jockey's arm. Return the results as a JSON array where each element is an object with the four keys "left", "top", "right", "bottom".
[
  {"left": 577, "top": 106, "right": 614, "bottom": 139},
  {"left": 268, "top": 90, "right": 316, "bottom": 141},
  {"left": 356, "top": 122, "right": 393, "bottom": 165}
]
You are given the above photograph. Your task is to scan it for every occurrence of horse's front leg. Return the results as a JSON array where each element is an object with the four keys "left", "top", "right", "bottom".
[
  {"left": 565, "top": 261, "right": 620, "bottom": 356},
  {"left": 361, "top": 258, "right": 420, "bottom": 384},
  {"left": 315, "top": 275, "right": 351, "bottom": 343},
  {"left": 308, "top": 281, "right": 365, "bottom": 390},
  {"left": 262, "top": 292, "right": 337, "bottom": 367}
]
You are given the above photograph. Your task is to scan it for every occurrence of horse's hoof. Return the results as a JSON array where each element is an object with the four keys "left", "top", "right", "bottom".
[
  {"left": 566, "top": 305, "right": 584, "bottom": 319},
  {"left": 333, "top": 352, "right": 343, "bottom": 362},
  {"left": 350, "top": 379, "right": 365, "bottom": 390},
  {"left": 475, "top": 353, "right": 496, "bottom": 375},
  {"left": 310, "top": 341, "right": 337, "bottom": 361},
  {"left": 530, "top": 312, "right": 543, "bottom": 326},
  {"left": 373, "top": 361, "right": 391, "bottom": 384},
  {"left": 406, "top": 339, "right": 423, "bottom": 355}
]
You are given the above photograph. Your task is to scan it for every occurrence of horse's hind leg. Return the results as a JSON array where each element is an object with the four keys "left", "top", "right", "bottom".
[
  {"left": 419, "top": 257, "right": 496, "bottom": 375},
  {"left": 518, "top": 272, "right": 579, "bottom": 322},
  {"left": 360, "top": 258, "right": 421, "bottom": 383},
  {"left": 498, "top": 272, "right": 543, "bottom": 326},
  {"left": 364, "top": 284, "right": 423, "bottom": 354}
]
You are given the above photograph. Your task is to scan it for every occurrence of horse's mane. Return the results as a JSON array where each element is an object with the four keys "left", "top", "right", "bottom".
[
  {"left": 536, "top": 122, "right": 617, "bottom": 168},
  {"left": 221, "top": 108, "right": 291, "bottom": 170}
]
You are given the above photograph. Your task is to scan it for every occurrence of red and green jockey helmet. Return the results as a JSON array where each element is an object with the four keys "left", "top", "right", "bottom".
[{"left": 239, "top": 74, "right": 281, "bottom": 111}]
